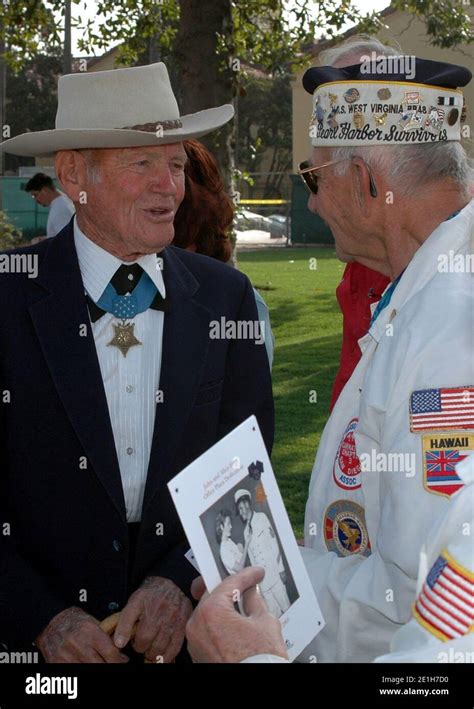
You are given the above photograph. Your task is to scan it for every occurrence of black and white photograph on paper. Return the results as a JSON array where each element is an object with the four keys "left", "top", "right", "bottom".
[
  {"left": 168, "top": 416, "right": 325, "bottom": 661},
  {"left": 200, "top": 477, "right": 299, "bottom": 618}
]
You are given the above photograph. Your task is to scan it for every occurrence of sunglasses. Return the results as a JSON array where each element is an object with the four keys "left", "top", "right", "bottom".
[{"left": 298, "top": 158, "right": 378, "bottom": 198}]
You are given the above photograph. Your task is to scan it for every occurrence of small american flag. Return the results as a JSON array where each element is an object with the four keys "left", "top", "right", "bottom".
[
  {"left": 410, "top": 387, "right": 474, "bottom": 432},
  {"left": 414, "top": 552, "right": 474, "bottom": 641}
]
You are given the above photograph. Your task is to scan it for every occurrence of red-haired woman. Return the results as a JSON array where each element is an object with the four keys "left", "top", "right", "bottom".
[{"left": 173, "top": 139, "right": 274, "bottom": 367}]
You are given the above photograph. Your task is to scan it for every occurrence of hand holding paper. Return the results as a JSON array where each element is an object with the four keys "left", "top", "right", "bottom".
[
  {"left": 169, "top": 416, "right": 325, "bottom": 661},
  {"left": 186, "top": 566, "right": 288, "bottom": 663}
]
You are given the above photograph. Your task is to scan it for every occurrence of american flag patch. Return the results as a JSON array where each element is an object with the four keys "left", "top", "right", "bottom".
[
  {"left": 410, "top": 387, "right": 474, "bottom": 432},
  {"left": 413, "top": 550, "right": 474, "bottom": 641}
]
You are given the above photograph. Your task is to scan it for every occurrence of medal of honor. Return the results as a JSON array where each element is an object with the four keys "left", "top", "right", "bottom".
[
  {"left": 86, "top": 264, "right": 167, "bottom": 357},
  {"left": 107, "top": 320, "right": 142, "bottom": 357}
]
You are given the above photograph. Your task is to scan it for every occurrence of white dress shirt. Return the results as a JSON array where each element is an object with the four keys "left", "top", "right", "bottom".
[
  {"left": 74, "top": 219, "right": 165, "bottom": 522},
  {"left": 47, "top": 193, "right": 75, "bottom": 238}
]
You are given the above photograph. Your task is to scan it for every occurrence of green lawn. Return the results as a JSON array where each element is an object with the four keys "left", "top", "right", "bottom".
[{"left": 239, "top": 247, "right": 344, "bottom": 538}]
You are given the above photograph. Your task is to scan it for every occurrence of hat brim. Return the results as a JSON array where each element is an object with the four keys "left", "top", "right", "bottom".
[{"left": 0, "top": 104, "right": 235, "bottom": 156}]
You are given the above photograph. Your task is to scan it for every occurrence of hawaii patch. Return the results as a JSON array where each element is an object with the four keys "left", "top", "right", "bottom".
[
  {"left": 333, "top": 418, "right": 361, "bottom": 490},
  {"left": 410, "top": 386, "right": 474, "bottom": 432},
  {"left": 324, "top": 500, "right": 371, "bottom": 558},
  {"left": 413, "top": 549, "right": 474, "bottom": 642},
  {"left": 422, "top": 432, "right": 473, "bottom": 498}
]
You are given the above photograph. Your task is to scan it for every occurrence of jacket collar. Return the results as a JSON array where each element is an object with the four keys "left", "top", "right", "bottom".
[{"left": 29, "top": 220, "right": 210, "bottom": 522}]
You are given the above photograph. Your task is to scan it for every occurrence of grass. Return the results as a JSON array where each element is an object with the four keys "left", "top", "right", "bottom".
[{"left": 238, "top": 247, "right": 344, "bottom": 538}]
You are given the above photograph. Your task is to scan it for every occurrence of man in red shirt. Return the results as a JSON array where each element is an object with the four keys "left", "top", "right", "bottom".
[{"left": 330, "top": 262, "right": 389, "bottom": 411}]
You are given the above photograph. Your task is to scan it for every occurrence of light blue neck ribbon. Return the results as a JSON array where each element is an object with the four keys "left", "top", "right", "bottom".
[
  {"left": 370, "top": 272, "right": 404, "bottom": 327},
  {"left": 96, "top": 271, "right": 157, "bottom": 320}
]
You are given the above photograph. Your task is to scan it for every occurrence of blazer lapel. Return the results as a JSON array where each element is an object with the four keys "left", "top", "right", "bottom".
[
  {"left": 143, "top": 247, "right": 212, "bottom": 511},
  {"left": 28, "top": 223, "right": 126, "bottom": 521}
]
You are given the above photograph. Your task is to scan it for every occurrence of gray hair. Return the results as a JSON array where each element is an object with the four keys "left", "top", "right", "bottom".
[
  {"left": 331, "top": 142, "right": 472, "bottom": 198},
  {"left": 319, "top": 34, "right": 403, "bottom": 66},
  {"left": 319, "top": 35, "right": 473, "bottom": 198},
  {"left": 78, "top": 149, "right": 102, "bottom": 184}
]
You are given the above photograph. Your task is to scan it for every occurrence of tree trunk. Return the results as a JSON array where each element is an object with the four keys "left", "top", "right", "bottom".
[
  {"left": 173, "top": 0, "right": 235, "bottom": 194},
  {"left": 0, "top": 18, "right": 5, "bottom": 177},
  {"left": 63, "top": 0, "right": 72, "bottom": 75}
]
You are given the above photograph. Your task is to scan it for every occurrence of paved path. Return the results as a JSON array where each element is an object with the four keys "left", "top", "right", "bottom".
[{"left": 235, "top": 229, "right": 287, "bottom": 250}]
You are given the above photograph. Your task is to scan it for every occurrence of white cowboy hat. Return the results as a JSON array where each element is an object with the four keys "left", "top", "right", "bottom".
[{"left": 1, "top": 62, "right": 234, "bottom": 156}]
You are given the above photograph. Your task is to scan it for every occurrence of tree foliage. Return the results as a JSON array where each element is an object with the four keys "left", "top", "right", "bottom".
[
  {"left": 0, "top": 209, "right": 24, "bottom": 250},
  {"left": 391, "top": 0, "right": 473, "bottom": 48},
  {"left": 4, "top": 52, "right": 63, "bottom": 173},
  {"left": 237, "top": 75, "right": 292, "bottom": 197},
  {"left": 1, "top": 0, "right": 472, "bottom": 189},
  {"left": 1, "top": 0, "right": 472, "bottom": 73}
]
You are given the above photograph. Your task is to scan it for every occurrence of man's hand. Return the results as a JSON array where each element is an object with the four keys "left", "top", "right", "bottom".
[
  {"left": 114, "top": 576, "right": 192, "bottom": 663},
  {"left": 35, "top": 607, "right": 129, "bottom": 663},
  {"left": 190, "top": 575, "right": 206, "bottom": 601},
  {"left": 186, "top": 566, "right": 288, "bottom": 663}
]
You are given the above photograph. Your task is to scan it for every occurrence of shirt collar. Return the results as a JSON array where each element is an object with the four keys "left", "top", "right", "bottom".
[
  {"left": 73, "top": 217, "right": 166, "bottom": 302},
  {"left": 368, "top": 198, "right": 474, "bottom": 343}
]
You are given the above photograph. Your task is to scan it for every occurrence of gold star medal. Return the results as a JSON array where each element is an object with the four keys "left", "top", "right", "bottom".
[{"left": 107, "top": 320, "right": 142, "bottom": 357}]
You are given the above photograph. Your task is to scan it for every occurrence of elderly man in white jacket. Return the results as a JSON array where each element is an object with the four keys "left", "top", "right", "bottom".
[{"left": 184, "top": 40, "right": 474, "bottom": 664}]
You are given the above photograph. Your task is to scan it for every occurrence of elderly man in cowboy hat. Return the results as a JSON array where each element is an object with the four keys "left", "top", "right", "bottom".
[
  {"left": 185, "top": 45, "right": 474, "bottom": 663},
  {"left": 0, "top": 62, "right": 274, "bottom": 663}
]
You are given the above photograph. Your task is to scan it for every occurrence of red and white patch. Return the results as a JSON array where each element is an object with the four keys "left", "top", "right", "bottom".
[{"left": 333, "top": 418, "right": 361, "bottom": 490}]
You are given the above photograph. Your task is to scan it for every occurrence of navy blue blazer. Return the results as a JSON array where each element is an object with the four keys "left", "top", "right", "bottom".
[{"left": 0, "top": 220, "right": 274, "bottom": 647}]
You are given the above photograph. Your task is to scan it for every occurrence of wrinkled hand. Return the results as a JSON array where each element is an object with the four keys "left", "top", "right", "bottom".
[
  {"left": 186, "top": 566, "right": 288, "bottom": 663},
  {"left": 191, "top": 575, "right": 206, "bottom": 601},
  {"left": 114, "top": 576, "right": 192, "bottom": 662},
  {"left": 35, "top": 607, "right": 129, "bottom": 663}
]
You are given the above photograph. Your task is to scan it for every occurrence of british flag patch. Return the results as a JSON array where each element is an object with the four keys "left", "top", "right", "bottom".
[
  {"left": 413, "top": 550, "right": 474, "bottom": 641},
  {"left": 410, "top": 387, "right": 474, "bottom": 432},
  {"left": 422, "top": 433, "right": 473, "bottom": 498}
]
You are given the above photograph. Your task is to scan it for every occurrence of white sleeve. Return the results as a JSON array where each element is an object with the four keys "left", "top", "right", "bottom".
[
  {"left": 264, "top": 513, "right": 284, "bottom": 573},
  {"left": 220, "top": 541, "right": 239, "bottom": 575},
  {"left": 47, "top": 197, "right": 74, "bottom": 238},
  {"left": 375, "top": 457, "right": 474, "bottom": 663},
  {"left": 297, "top": 545, "right": 398, "bottom": 663},
  {"left": 241, "top": 655, "right": 289, "bottom": 663}
]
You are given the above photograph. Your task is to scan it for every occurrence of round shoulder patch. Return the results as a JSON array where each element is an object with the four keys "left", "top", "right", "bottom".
[
  {"left": 333, "top": 418, "right": 362, "bottom": 490},
  {"left": 324, "top": 500, "right": 371, "bottom": 558}
]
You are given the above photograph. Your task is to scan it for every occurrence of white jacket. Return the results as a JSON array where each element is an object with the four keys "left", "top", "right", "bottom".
[
  {"left": 375, "top": 452, "right": 473, "bottom": 662},
  {"left": 299, "top": 200, "right": 474, "bottom": 662},
  {"left": 243, "top": 454, "right": 473, "bottom": 664}
]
